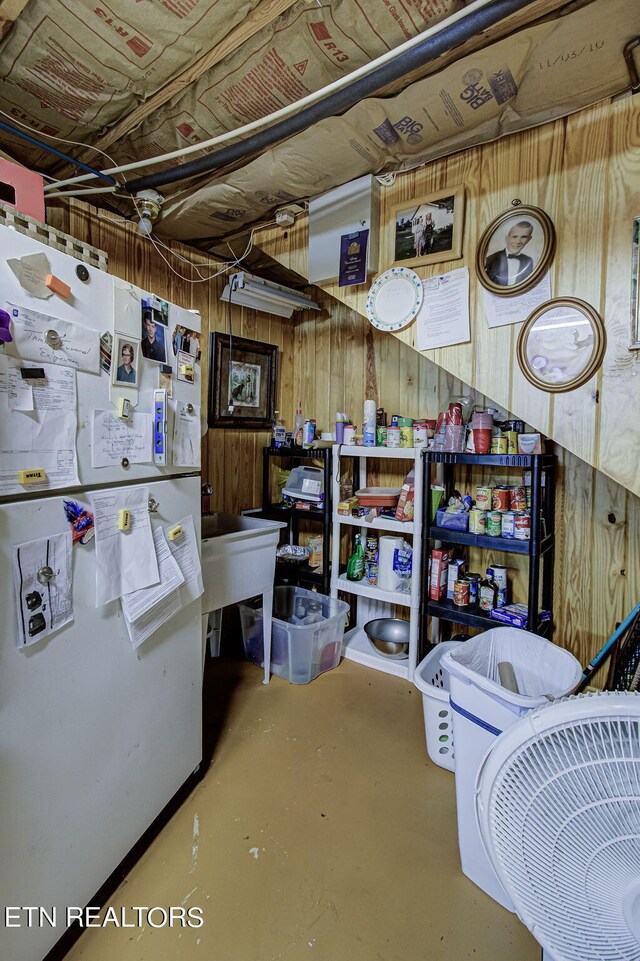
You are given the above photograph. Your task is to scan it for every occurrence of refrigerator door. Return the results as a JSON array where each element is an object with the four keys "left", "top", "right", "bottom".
[
  {"left": 0, "top": 475, "right": 202, "bottom": 961},
  {"left": 0, "top": 226, "right": 203, "bottom": 489}
]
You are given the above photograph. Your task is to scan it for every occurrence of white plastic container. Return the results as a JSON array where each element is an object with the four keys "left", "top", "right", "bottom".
[
  {"left": 442, "top": 628, "right": 582, "bottom": 911},
  {"left": 413, "top": 641, "right": 462, "bottom": 771},
  {"left": 282, "top": 465, "right": 324, "bottom": 503},
  {"left": 239, "top": 586, "right": 349, "bottom": 685}
]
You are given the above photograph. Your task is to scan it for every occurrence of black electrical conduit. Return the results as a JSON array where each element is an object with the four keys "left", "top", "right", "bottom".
[{"left": 126, "top": 0, "right": 538, "bottom": 195}]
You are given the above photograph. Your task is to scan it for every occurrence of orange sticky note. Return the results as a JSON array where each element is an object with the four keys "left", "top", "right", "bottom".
[{"left": 45, "top": 274, "right": 71, "bottom": 298}]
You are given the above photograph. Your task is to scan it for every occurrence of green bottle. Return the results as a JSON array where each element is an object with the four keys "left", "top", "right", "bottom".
[{"left": 346, "top": 532, "right": 365, "bottom": 581}]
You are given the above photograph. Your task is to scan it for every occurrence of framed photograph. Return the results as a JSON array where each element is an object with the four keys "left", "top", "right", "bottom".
[
  {"left": 476, "top": 204, "right": 556, "bottom": 297},
  {"left": 389, "top": 186, "right": 464, "bottom": 269},
  {"left": 208, "top": 333, "right": 278, "bottom": 430},
  {"left": 171, "top": 323, "right": 202, "bottom": 362},
  {"left": 630, "top": 216, "right": 640, "bottom": 350},
  {"left": 112, "top": 336, "right": 139, "bottom": 387},
  {"left": 140, "top": 307, "right": 167, "bottom": 364},
  {"left": 517, "top": 297, "right": 606, "bottom": 393},
  {"left": 141, "top": 294, "right": 169, "bottom": 326}
]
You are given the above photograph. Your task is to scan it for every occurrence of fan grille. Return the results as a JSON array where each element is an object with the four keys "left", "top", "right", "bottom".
[{"left": 488, "top": 715, "right": 640, "bottom": 961}]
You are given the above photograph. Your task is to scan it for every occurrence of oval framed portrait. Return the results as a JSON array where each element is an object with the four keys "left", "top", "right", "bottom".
[
  {"left": 476, "top": 204, "right": 556, "bottom": 297},
  {"left": 517, "top": 297, "right": 606, "bottom": 393}
]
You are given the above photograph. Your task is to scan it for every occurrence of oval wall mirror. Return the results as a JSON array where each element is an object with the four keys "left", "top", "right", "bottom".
[{"left": 517, "top": 297, "right": 606, "bottom": 392}]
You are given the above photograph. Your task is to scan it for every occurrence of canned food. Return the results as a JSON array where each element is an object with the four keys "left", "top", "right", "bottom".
[
  {"left": 376, "top": 425, "right": 387, "bottom": 447},
  {"left": 469, "top": 508, "right": 487, "bottom": 534},
  {"left": 504, "top": 431, "right": 518, "bottom": 455},
  {"left": 501, "top": 511, "right": 516, "bottom": 538},
  {"left": 486, "top": 510, "right": 503, "bottom": 537},
  {"left": 465, "top": 573, "right": 481, "bottom": 604},
  {"left": 387, "top": 426, "right": 401, "bottom": 448},
  {"left": 413, "top": 422, "right": 428, "bottom": 448},
  {"left": 526, "top": 487, "right": 532, "bottom": 509},
  {"left": 365, "top": 535, "right": 379, "bottom": 560},
  {"left": 509, "top": 485, "right": 527, "bottom": 511},
  {"left": 492, "top": 565, "right": 508, "bottom": 591},
  {"left": 453, "top": 580, "right": 470, "bottom": 607},
  {"left": 490, "top": 436, "right": 508, "bottom": 454},
  {"left": 365, "top": 560, "right": 378, "bottom": 585},
  {"left": 492, "top": 486, "right": 511, "bottom": 512},
  {"left": 399, "top": 426, "right": 413, "bottom": 448},
  {"left": 343, "top": 424, "right": 356, "bottom": 445},
  {"left": 514, "top": 511, "right": 531, "bottom": 539},
  {"left": 475, "top": 486, "right": 492, "bottom": 510}
]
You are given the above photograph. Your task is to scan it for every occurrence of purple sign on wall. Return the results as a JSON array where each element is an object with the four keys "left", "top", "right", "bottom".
[{"left": 339, "top": 229, "right": 369, "bottom": 287}]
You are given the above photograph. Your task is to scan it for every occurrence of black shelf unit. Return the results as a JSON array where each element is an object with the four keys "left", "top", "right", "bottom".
[
  {"left": 420, "top": 450, "right": 555, "bottom": 647},
  {"left": 260, "top": 445, "right": 332, "bottom": 594}
]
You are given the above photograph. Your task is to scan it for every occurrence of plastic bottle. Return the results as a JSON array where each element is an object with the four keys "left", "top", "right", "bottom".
[
  {"left": 272, "top": 411, "right": 285, "bottom": 448},
  {"left": 363, "top": 399, "right": 376, "bottom": 447},
  {"left": 294, "top": 405, "right": 304, "bottom": 446},
  {"left": 346, "top": 532, "right": 365, "bottom": 581}
]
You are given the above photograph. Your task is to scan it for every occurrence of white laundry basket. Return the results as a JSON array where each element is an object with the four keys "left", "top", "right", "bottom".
[
  {"left": 413, "top": 641, "right": 463, "bottom": 771},
  {"left": 442, "top": 628, "right": 582, "bottom": 912}
]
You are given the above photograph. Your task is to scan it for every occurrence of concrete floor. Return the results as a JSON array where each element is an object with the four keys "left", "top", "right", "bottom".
[{"left": 65, "top": 653, "right": 539, "bottom": 961}]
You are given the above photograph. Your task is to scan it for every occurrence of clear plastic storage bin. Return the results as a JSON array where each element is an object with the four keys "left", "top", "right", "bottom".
[{"left": 239, "top": 586, "right": 349, "bottom": 684}]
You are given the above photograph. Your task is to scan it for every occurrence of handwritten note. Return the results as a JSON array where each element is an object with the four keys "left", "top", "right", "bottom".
[
  {"left": 7, "top": 253, "right": 52, "bottom": 299},
  {"left": 91, "top": 410, "right": 152, "bottom": 468},
  {"left": 483, "top": 272, "right": 552, "bottom": 328},
  {"left": 5, "top": 302, "right": 100, "bottom": 373}
]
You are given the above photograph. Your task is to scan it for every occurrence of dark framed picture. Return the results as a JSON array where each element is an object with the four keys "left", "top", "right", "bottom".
[
  {"left": 208, "top": 332, "right": 278, "bottom": 430},
  {"left": 630, "top": 216, "right": 640, "bottom": 350},
  {"left": 140, "top": 307, "right": 167, "bottom": 364},
  {"left": 389, "top": 186, "right": 464, "bottom": 269},
  {"left": 517, "top": 297, "right": 606, "bottom": 393},
  {"left": 476, "top": 204, "right": 556, "bottom": 297},
  {"left": 112, "top": 336, "right": 139, "bottom": 387}
]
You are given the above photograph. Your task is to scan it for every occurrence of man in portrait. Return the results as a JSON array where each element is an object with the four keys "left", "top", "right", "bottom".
[
  {"left": 485, "top": 221, "right": 534, "bottom": 287},
  {"left": 141, "top": 310, "right": 166, "bottom": 362}
]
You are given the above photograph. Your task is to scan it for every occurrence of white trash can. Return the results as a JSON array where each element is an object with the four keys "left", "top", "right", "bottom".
[{"left": 442, "top": 628, "right": 582, "bottom": 911}]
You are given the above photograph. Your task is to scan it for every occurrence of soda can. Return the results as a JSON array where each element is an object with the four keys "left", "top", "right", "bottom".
[
  {"left": 486, "top": 511, "right": 503, "bottom": 537},
  {"left": 501, "top": 511, "right": 516, "bottom": 538},
  {"left": 469, "top": 508, "right": 487, "bottom": 534},
  {"left": 491, "top": 436, "right": 508, "bottom": 454},
  {"left": 514, "top": 511, "right": 531, "bottom": 539},
  {"left": 453, "top": 580, "right": 470, "bottom": 607},
  {"left": 475, "top": 486, "right": 492, "bottom": 510},
  {"left": 492, "top": 486, "right": 511, "bottom": 511},
  {"left": 509, "top": 486, "right": 527, "bottom": 511},
  {"left": 465, "top": 573, "right": 482, "bottom": 604}
]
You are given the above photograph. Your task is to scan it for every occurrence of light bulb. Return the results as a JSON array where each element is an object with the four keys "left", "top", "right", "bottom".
[{"left": 137, "top": 215, "right": 153, "bottom": 236}]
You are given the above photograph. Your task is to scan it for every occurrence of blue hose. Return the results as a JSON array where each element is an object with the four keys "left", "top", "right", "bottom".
[{"left": 0, "top": 121, "right": 118, "bottom": 186}]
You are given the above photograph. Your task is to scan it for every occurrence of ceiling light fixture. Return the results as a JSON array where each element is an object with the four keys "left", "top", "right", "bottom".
[
  {"left": 220, "top": 272, "right": 319, "bottom": 319},
  {"left": 135, "top": 188, "right": 164, "bottom": 235}
]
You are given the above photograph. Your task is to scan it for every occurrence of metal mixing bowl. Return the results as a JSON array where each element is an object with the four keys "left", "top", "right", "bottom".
[{"left": 363, "top": 618, "right": 410, "bottom": 659}]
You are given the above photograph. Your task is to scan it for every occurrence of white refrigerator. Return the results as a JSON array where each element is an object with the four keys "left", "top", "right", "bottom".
[{"left": 0, "top": 225, "right": 204, "bottom": 961}]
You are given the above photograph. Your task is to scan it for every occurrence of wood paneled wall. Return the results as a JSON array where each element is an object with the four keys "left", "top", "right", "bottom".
[{"left": 254, "top": 96, "right": 640, "bottom": 500}]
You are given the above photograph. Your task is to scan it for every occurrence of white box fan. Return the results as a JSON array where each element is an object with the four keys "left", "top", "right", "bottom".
[{"left": 476, "top": 691, "right": 640, "bottom": 961}]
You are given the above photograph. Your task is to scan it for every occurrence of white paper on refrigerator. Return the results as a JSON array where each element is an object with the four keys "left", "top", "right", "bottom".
[
  {"left": 91, "top": 409, "right": 153, "bottom": 468},
  {"left": 172, "top": 401, "right": 200, "bottom": 467},
  {"left": 166, "top": 515, "right": 203, "bottom": 604},
  {"left": 6, "top": 252, "right": 53, "bottom": 299},
  {"left": 8, "top": 358, "right": 76, "bottom": 412},
  {"left": 89, "top": 486, "right": 159, "bottom": 606},
  {"left": 483, "top": 272, "right": 552, "bottom": 328},
  {"left": 416, "top": 268, "right": 470, "bottom": 351},
  {"left": 5, "top": 302, "right": 100, "bottom": 373},
  {"left": 121, "top": 527, "right": 184, "bottom": 623},
  {"left": 0, "top": 359, "right": 79, "bottom": 495},
  {"left": 13, "top": 531, "right": 73, "bottom": 648},
  {"left": 123, "top": 589, "right": 183, "bottom": 650}
]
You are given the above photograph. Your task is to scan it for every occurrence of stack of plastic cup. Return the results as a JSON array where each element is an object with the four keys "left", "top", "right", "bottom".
[{"left": 471, "top": 411, "right": 494, "bottom": 454}]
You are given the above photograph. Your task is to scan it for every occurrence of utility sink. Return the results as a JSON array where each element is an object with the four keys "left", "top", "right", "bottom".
[{"left": 201, "top": 513, "right": 286, "bottom": 683}]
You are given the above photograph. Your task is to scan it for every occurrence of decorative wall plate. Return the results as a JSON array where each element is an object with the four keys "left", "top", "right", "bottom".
[{"left": 365, "top": 266, "right": 423, "bottom": 332}]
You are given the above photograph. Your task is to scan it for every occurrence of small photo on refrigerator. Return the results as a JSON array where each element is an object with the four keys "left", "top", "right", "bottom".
[
  {"left": 112, "top": 336, "right": 139, "bottom": 387},
  {"left": 140, "top": 309, "right": 167, "bottom": 365}
]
